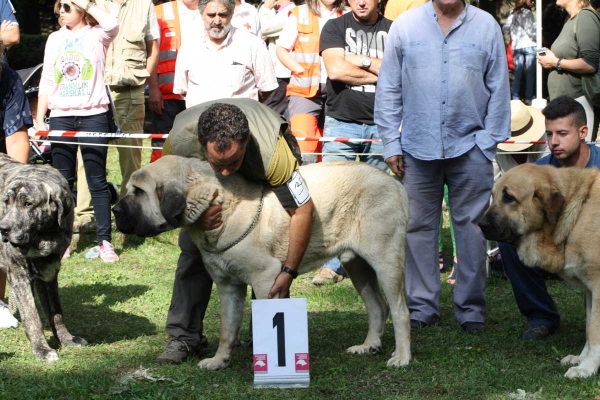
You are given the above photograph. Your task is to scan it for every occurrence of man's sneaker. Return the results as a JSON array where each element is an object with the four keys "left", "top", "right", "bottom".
[
  {"left": 312, "top": 268, "right": 344, "bottom": 286},
  {"left": 522, "top": 325, "right": 555, "bottom": 340},
  {"left": 99, "top": 241, "right": 119, "bottom": 263},
  {"left": 0, "top": 300, "right": 18, "bottom": 328},
  {"left": 156, "top": 338, "right": 206, "bottom": 365}
]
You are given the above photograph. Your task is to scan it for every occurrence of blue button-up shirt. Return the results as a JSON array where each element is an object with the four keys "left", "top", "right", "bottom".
[{"left": 374, "top": 1, "right": 510, "bottom": 161}]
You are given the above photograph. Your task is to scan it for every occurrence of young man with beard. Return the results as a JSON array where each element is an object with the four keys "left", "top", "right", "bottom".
[
  {"left": 498, "top": 96, "right": 600, "bottom": 340},
  {"left": 314, "top": 0, "right": 392, "bottom": 284},
  {"left": 172, "top": 0, "right": 277, "bottom": 108}
]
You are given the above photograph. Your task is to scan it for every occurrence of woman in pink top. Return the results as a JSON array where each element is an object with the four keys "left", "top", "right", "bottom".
[{"left": 37, "top": 0, "right": 119, "bottom": 262}]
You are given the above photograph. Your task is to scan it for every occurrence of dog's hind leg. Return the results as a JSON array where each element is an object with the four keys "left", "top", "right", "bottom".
[
  {"left": 198, "top": 283, "right": 246, "bottom": 370},
  {"left": 365, "top": 247, "right": 411, "bottom": 368},
  {"left": 343, "top": 256, "right": 388, "bottom": 356},
  {"left": 34, "top": 279, "right": 87, "bottom": 348},
  {"left": 565, "top": 288, "right": 600, "bottom": 379},
  {"left": 7, "top": 269, "right": 58, "bottom": 361}
]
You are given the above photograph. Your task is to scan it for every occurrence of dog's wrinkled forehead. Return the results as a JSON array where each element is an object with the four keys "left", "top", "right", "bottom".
[
  {"left": 129, "top": 169, "right": 156, "bottom": 191},
  {"left": 494, "top": 166, "right": 541, "bottom": 201},
  {"left": 4, "top": 180, "right": 48, "bottom": 203}
]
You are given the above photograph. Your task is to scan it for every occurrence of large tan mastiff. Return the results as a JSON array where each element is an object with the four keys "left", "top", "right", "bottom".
[
  {"left": 479, "top": 163, "right": 600, "bottom": 379},
  {"left": 113, "top": 155, "right": 411, "bottom": 369}
]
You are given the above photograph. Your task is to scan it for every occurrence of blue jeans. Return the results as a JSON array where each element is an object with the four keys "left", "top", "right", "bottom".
[
  {"left": 512, "top": 46, "right": 536, "bottom": 103},
  {"left": 322, "top": 116, "right": 388, "bottom": 172},
  {"left": 50, "top": 112, "right": 111, "bottom": 245},
  {"left": 320, "top": 116, "right": 389, "bottom": 275},
  {"left": 497, "top": 242, "right": 560, "bottom": 329}
]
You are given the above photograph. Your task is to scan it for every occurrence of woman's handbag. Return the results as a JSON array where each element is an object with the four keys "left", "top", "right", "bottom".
[{"left": 506, "top": 40, "right": 514, "bottom": 71}]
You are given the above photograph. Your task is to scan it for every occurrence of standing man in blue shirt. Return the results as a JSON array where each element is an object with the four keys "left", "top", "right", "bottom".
[
  {"left": 375, "top": 0, "right": 510, "bottom": 332},
  {"left": 498, "top": 96, "right": 600, "bottom": 340}
]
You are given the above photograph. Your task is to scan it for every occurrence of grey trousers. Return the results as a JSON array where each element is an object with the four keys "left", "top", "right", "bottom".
[{"left": 402, "top": 146, "right": 493, "bottom": 325}]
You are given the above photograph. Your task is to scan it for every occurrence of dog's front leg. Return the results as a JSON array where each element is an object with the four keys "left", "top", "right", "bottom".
[
  {"left": 34, "top": 278, "right": 87, "bottom": 348},
  {"left": 565, "top": 288, "right": 600, "bottom": 379},
  {"left": 198, "top": 283, "right": 246, "bottom": 370},
  {"left": 7, "top": 270, "right": 58, "bottom": 361}
]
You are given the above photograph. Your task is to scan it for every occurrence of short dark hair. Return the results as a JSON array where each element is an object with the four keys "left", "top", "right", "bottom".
[
  {"left": 197, "top": 103, "right": 251, "bottom": 152},
  {"left": 542, "top": 96, "right": 587, "bottom": 128}
]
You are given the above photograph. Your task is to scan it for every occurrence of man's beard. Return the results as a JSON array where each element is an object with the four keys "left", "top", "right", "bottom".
[{"left": 206, "top": 23, "right": 231, "bottom": 40}]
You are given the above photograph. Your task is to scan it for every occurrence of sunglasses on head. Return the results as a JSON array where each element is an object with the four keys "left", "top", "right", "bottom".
[{"left": 59, "top": 3, "right": 72, "bottom": 13}]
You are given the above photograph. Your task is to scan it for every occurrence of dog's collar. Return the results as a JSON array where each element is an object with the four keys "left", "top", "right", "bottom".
[{"left": 203, "top": 188, "right": 265, "bottom": 254}]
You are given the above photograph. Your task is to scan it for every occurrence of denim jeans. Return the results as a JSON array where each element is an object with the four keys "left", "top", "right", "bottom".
[
  {"left": 512, "top": 46, "right": 536, "bottom": 103},
  {"left": 321, "top": 116, "right": 389, "bottom": 275},
  {"left": 322, "top": 116, "right": 388, "bottom": 172},
  {"left": 50, "top": 112, "right": 111, "bottom": 245}
]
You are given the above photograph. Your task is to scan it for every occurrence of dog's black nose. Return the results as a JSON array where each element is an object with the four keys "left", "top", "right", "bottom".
[
  {"left": 478, "top": 217, "right": 490, "bottom": 231},
  {"left": 112, "top": 204, "right": 121, "bottom": 216},
  {"left": 0, "top": 222, "right": 10, "bottom": 241}
]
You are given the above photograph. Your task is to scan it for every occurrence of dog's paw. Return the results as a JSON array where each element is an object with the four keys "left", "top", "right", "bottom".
[
  {"left": 346, "top": 344, "right": 381, "bottom": 355},
  {"left": 561, "top": 354, "right": 581, "bottom": 366},
  {"left": 565, "top": 365, "right": 596, "bottom": 379},
  {"left": 198, "top": 357, "right": 229, "bottom": 370},
  {"left": 386, "top": 355, "right": 410, "bottom": 368},
  {"left": 34, "top": 348, "right": 59, "bottom": 362}
]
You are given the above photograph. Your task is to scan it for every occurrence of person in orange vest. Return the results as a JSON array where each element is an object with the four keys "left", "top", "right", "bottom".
[
  {"left": 275, "top": 0, "right": 344, "bottom": 163},
  {"left": 148, "top": 0, "right": 203, "bottom": 163}
]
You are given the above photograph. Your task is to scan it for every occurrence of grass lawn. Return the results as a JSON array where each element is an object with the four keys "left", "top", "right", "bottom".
[{"left": 1, "top": 144, "right": 599, "bottom": 399}]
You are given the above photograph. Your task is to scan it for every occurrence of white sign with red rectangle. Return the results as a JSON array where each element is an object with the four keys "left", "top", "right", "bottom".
[{"left": 252, "top": 298, "right": 310, "bottom": 388}]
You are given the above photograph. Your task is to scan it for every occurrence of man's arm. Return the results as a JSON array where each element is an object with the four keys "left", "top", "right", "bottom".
[
  {"left": 374, "top": 22, "right": 404, "bottom": 177},
  {"left": 5, "top": 129, "right": 29, "bottom": 163},
  {"left": 322, "top": 47, "right": 379, "bottom": 85},
  {"left": 0, "top": 20, "right": 18, "bottom": 47},
  {"left": 145, "top": 39, "right": 159, "bottom": 77},
  {"left": 268, "top": 199, "right": 315, "bottom": 299},
  {"left": 148, "top": 70, "right": 163, "bottom": 115}
]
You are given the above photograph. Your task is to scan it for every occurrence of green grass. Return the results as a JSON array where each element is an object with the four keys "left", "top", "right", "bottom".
[{"left": 1, "top": 144, "right": 599, "bottom": 399}]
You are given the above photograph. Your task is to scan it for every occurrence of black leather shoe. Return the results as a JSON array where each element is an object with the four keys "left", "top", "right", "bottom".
[
  {"left": 521, "top": 325, "right": 555, "bottom": 340},
  {"left": 461, "top": 321, "right": 485, "bottom": 333},
  {"left": 410, "top": 319, "right": 430, "bottom": 331}
]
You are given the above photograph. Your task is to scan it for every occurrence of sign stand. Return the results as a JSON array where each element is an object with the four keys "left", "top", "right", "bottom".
[{"left": 252, "top": 298, "right": 310, "bottom": 388}]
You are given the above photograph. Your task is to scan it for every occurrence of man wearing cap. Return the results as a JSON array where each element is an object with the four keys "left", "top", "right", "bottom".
[{"left": 499, "top": 95, "right": 600, "bottom": 340}]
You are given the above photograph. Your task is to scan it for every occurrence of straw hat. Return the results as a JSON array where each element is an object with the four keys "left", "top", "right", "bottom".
[{"left": 497, "top": 100, "right": 546, "bottom": 152}]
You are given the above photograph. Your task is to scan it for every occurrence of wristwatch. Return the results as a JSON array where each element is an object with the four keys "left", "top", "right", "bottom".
[
  {"left": 85, "top": 1, "right": 96, "bottom": 12},
  {"left": 556, "top": 58, "right": 563, "bottom": 71},
  {"left": 361, "top": 56, "right": 372, "bottom": 70},
  {"left": 281, "top": 264, "right": 298, "bottom": 279}
]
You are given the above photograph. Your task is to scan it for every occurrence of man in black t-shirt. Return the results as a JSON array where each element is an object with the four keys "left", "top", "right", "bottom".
[{"left": 314, "top": 4, "right": 392, "bottom": 284}]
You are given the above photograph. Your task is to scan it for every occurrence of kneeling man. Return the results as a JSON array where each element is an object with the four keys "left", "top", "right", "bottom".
[{"left": 156, "top": 98, "right": 314, "bottom": 364}]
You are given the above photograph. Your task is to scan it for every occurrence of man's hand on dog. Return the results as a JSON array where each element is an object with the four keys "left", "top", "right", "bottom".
[
  {"left": 268, "top": 272, "right": 293, "bottom": 299},
  {"left": 200, "top": 205, "right": 223, "bottom": 230}
]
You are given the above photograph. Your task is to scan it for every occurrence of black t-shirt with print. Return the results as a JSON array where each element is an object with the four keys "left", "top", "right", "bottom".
[{"left": 319, "top": 13, "right": 392, "bottom": 125}]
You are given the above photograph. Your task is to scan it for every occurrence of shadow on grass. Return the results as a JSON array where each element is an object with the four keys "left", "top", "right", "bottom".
[{"left": 57, "top": 283, "right": 157, "bottom": 345}]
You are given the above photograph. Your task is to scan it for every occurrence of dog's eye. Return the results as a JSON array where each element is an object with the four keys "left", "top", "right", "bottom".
[
  {"left": 134, "top": 187, "right": 144, "bottom": 197},
  {"left": 503, "top": 193, "right": 517, "bottom": 204},
  {"left": 24, "top": 202, "right": 33, "bottom": 208}
]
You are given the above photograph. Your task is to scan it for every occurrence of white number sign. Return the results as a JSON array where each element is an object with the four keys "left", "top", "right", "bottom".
[{"left": 252, "top": 298, "right": 310, "bottom": 388}]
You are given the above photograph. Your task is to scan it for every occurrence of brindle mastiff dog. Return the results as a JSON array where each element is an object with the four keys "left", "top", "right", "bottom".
[
  {"left": 0, "top": 153, "right": 87, "bottom": 361},
  {"left": 479, "top": 163, "right": 600, "bottom": 379},
  {"left": 113, "top": 155, "right": 411, "bottom": 370}
]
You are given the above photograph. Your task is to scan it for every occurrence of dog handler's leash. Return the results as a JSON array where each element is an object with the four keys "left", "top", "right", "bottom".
[{"left": 203, "top": 189, "right": 265, "bottom": 254}]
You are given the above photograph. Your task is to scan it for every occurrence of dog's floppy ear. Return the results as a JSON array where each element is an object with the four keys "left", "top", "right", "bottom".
[
  {"left": 534, "top": 185, "right": 565, "bottom": 225},
  {"left": 157, "top": 180, "right": 187, "bottom": 227},
  {"left": 45, "top": 182, "right": 72, "bottom": 231}
]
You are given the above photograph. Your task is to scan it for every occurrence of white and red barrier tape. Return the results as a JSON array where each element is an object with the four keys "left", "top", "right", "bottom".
[{"left": 29, "top": 129, "right": 552, "bottom": 145}]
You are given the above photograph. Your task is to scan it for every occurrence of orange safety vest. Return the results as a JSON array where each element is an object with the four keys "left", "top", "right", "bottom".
[
  {"left": 156, "top": 1, "right": 182, "bottom": 100},
  {"left": 286, "top": 5, "right": 340, "bottom": 98}
]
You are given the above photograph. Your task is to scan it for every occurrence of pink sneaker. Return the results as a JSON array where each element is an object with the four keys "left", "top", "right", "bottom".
[
  {"left": 62, "top": 248, "right": 70, "bottom": 259},
  {"left": 99, "top": 241, "right": 119, "bottom": 263}
]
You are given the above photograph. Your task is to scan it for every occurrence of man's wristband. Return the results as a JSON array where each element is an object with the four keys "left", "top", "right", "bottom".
[
  {"left": 556, "top": 58, "right": 563, "bottom": 71},
  {"left": 281, "top": 265, "right": 298, "bottom": 279}
]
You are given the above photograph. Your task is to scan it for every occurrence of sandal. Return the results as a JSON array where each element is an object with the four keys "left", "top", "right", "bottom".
[
  {"left": 446, "top": 265, "right": 456, "bottom": 285},
  {"left": 439, "top": 252, "right": 449, "bottom": 272}
]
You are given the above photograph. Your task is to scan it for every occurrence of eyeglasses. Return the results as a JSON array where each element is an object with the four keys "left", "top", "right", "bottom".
[{"left": 59, "top": 3, "right": 72, "bottom": 13}]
